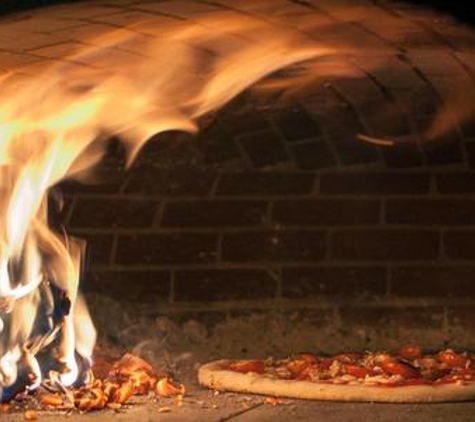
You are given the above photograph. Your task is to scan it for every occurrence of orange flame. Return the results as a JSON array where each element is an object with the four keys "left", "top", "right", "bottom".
[{"left": 0, "top": 13, "right": 336, "bottom": 392}]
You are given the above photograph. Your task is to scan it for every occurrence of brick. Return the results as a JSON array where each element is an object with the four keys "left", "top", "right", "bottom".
[
  {"left": 400, "top": 87, "right": 441, "bottom": 118},
  {"left": 359, "top": 99, "right": 413, "bottom": 139},
  {"left": 0, "top": 51, "right": 41, "bottom": 71},
  {"left": 272, "top": 106, "right": 322, "bottom": 142},
  {"left": 222, "top": 230, "right": 326, "bottom": 263},
  {"left": 130, "top": 132, "right": 196, "bottom": 168},
  {"left": 115, "top": 233, "right": 217, "bottom": 265},
  {"left": 466, "top": 142, "right": 475, "bottom": 169},
  {"left": 408, "top": 51, "right": 466, "bottom": 77},
  {"left": 0, "top": 15, "right": 85, "bottom": 33},
  {"left": 30, "top": 42, "right": 85, "bottom": 58},
  {"left": 332, "top": 229, "right": 439, "bottom": 261},
  {"left": 58, "top": 178, "right": 123, "bottom": 197},
  {"left": 382, "top": 143, "right": 423, "bottom": 168},
  {"left": 390, "top": 266, "right": 475, "bottom": 297},
  {"left": 135, "top": 1, "right": 219, "bottom": 16},
  {"left": 174, "top": 269, "right": 278, "bottom": 302},
  {"left": 52, "top": 23, "right": 115, "bottom": 42},
  {"left": 363, "top": 59, "right": 425, "bottom": 91},
  {"left": 282, "top": 266, "right": 387, "bottom": 298},
  {"left": 320, "top": 107, "right": 379, "bottom": 166},
  {"left": 219, "top": 110, "right": 272, "bottom": 137},
  {"left": 125, "top": 167, "right": 216, "bottom": 196},
  {"left": 331, "top": 77, "right": 383, "bottom": 106},
  {"left": 399, "top": 30, "right": 445, "bottom": 49},
  {"left": 291, "top": 140, "right": 337, "bottom": 170},
  {"left": 80, "top": 234, "right": 114, "bottom": 267},
  {"left": 422, "top": 136, "right": 464, "bottom": 166},
  {"left": 84, "top": 270, "right": 171, "bottom": 303},
  {"left": 216, "top": 172, "right": 315, "bottom": 196},
  {"left": 386, "top": 199, "right": 475, "bottom": 225},
  {"left": 196, "top": 123, "right": 243, "bottom": 166},
  {"left": 460, "top": 118, "right": 475, "bottom": 138},
  {"left": 320, "top": 172, "right": 431, "bottom": 195},
  {"left": 91, "top": 11, "right": 158, "bottom": 27},
  {"left": 436, "top": 172, "right": 475, "bottom": 194},
  {"left": 68, "top": 198, "right": 157, "bottom": 229},
  {"left": 237, "top": 130, "right": 289, "bottom": 168},
  {"left": 273, "top": 199, "right": 380, "bottom": 226},
  {"left": 444, "top": 230, "right": 475, "bottom": 259},
  {"left": 162, "top": 200, "right": 268, "bottom": 227},
  {"left": 339, "top": 306, "right": 444, "bottom": 329}
]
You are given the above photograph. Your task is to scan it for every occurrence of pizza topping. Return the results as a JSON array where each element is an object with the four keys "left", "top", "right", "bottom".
[
  {"left": 329, "top": 360, "right": 343, "bottom": 378},
  {"left": 416, "top": 356, "right": 438, "bottom": 369},
  {"left": 398, "top": 345, "right": 422, "bottom": 360},
  {"left": 373, "top": 353, "right": 392, "bottom": 364},
  {"left": 229, "top": 360, "right": 265, "bottom": 374},
  {"left": 344, "top": 364, "right": 368, "bottom": 379},
  {"left": 437, "top": 350, "right": 468, "bottom": 368},
  {"left": 381, "top": 360, "right": 421, "bottom": 379},
  {"left": 286, "top": 359, "right": 310, "bottom": 376},
  {"left": 225, "top": 346, "right": 475, "bottom": 387}
]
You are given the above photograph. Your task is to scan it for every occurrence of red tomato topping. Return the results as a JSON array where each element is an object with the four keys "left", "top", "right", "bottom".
[
  {"left": 437, "top": 350, "right": 468, "bottom": 368},
  {"left": 398, "top": 345, "right": 422, "bottom": 360},
  {"left": 318, "top": 358, "right": 333, "bottom": 370},
  {"left": 344, "top": 364, "right": 368, "bottom": 378},
  {"left": 295, "top": 365, "right": 312, "bottom": 381},
  {"left": 382, "top": 361, "right": 421, "bottom": 379},
  {"left": 229, "top": 360, "right": 265, "bottom": 374}
]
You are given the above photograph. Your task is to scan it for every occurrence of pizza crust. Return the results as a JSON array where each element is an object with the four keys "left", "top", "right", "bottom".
[{"left": 198, "top": 359, "right": 475, "bottom": 403}]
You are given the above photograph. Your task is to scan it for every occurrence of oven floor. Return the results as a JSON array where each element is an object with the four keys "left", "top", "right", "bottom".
[{"left": 3, "top": 386, "right": 475, "bottom": 422}]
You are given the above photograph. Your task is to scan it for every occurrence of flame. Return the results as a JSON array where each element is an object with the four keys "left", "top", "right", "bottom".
[{"left": 0, "top": 12, "right": 341, "bottom": 393}]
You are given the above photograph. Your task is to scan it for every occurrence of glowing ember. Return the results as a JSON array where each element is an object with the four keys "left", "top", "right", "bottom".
[{"left": 0, "top": 352, "right": 183, "bottom": 413}]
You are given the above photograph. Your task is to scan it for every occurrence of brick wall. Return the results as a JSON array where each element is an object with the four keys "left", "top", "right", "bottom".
[
  {"left": 8, "top": 0, "right": 468, "bottom": 347},
  {"left": 54, "top": 81, "right": 475, "bottom": 344}
]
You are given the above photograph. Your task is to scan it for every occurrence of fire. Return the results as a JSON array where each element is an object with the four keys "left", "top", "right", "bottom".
[{"left": 0, "top": 12, "right": 337, "bottom": 398}]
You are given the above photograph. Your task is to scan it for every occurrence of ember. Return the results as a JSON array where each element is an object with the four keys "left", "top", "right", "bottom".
[{"left": 1, "top": 352, "right": 184, "bottom": 414}]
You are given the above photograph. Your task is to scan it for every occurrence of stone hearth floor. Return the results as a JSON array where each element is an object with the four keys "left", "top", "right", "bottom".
[{"left": 3, "top": 389, "right": 475, "bottom": 422}]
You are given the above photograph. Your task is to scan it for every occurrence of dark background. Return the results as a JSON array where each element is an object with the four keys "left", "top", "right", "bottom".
[{"left": 1, "top": 0, "right": 475, "bottom": 22}]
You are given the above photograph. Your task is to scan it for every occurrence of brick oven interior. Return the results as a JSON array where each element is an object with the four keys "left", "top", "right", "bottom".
[{"left": 1, "top": 0, "right": 475, "bottom": 420}]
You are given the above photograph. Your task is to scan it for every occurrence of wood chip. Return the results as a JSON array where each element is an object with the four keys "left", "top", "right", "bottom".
[
  {"left": 0, "top": 403, "right": 11, "bottom": 413},
  {"left": 39, "top": 394, "right": 63, "bottom": 407},
  {"left": 24, "top": 410, "right": 38, "bottom": 420},
  {"left": 264, "top": 397, "right": 284, "bottom": 406}
]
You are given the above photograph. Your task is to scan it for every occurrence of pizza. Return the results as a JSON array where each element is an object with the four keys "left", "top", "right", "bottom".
[{"left": 198, "top": 346, "right": 475, "bottom": 402}]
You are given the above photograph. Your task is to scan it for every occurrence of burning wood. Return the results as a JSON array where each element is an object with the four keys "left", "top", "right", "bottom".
[{"left": 1, "top": 351, "right": 185, "bottom": 415}]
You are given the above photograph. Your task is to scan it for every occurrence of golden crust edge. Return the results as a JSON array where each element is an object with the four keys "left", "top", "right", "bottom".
[{"left": 198, "top": 359, "right": 475, "bottom": 403}]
